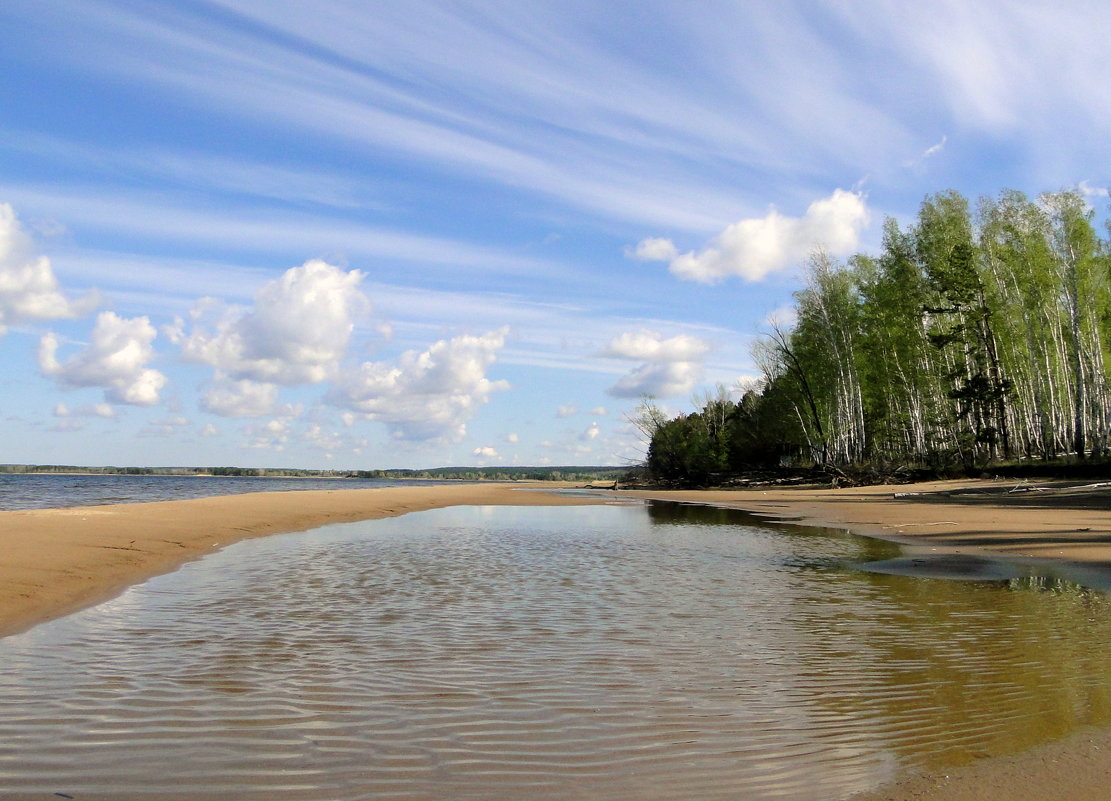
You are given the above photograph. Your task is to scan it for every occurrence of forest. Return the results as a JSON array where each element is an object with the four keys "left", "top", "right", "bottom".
[{"left": 641, "top": 188, "right": 1111, "bottom": 485}]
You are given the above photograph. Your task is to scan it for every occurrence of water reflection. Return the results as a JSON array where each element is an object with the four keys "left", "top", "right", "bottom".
[{"left": 1, "top": 503, "right": 1110, "bottom": 801}]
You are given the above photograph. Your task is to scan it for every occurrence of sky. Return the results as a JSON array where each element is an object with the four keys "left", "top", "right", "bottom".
[{"left": 1, "top": 0, "right": 1108, "bottom": 470}]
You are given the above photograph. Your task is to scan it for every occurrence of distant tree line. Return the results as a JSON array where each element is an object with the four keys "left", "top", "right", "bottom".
[
  {"left": 643, "top": 188, "right": 1111, "bottom": 485},
  {"left": 0, "top": 465, "right": 350, "bottom": 477}
]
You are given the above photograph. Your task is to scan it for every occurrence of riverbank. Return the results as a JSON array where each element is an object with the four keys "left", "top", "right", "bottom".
[
  {"left": 3, "top": 476, "right": 1110, "bottom": 801},
  {"left": 619, "top": 477, "right": 1111, "bottom": 565}
]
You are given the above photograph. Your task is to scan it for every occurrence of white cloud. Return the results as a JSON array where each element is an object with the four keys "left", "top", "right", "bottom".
[
  {"left": 54, "top": 401, "right": 116, "bottom": 419},
  {"left": 200, "top": 422, "right": 219, "bottom": 437},
  {"left": 626, "top": 236, "right": 678, "bottom": 262},
  {"left": 144, "top": 415, "right": 190, "bottom": 436},
  {"left": 200, "top": 378, "right": 280, "bottom": 418},
  {"left": 765, "top": 305, "right": 798, "bottom": 330},
  {"left": 556, "top": 404, "right": 578, "bottom": 418},
  {"left": 0, "top": 203, "right": 97, "bottom": 334},
  {"left": 505, "top": 432, "right": 519, "bottom": 443},
  {"left": 473, "top": 445, "right": 498, "bottom": 458},
  {"left": 922, "top": 135, "right": 947, "bottom": 160},
  {"left": 1078, "top": 180, "right": 1108, "bottom": 199},
  {"left": 632, "top": 190, "right": 868, "bottom": 283},
  {"left": 303, "top": 423, "right": 346, "bottom": 452},
  {"left": 589, "top": 406, "right": 608, "bottom": 416},
  {"left": 581, "top": 421, "right": 600, "bottom": 441},
  {"left": 245, "top": 418, "right": 291, "bottom": 451},
  {"left": 601, "top": 330, "right": 710, "bottom": 398},
  {"left": 329, "top": 327, "right": 510, "bottom": 441},
  {"left": 602, "top": 330, "right": 710, "bottom": 362},
  {"left": 904, "top": 135, "right": 948, "bottom": 168},
  {"left": 169, "top": 259, "right": 369, "bottom": 385},
  {"left": 39, "top": 311, "right": 166, "bottom": 406},
  {"left": 608, "top": 361, "right": 705, "bottom": 399}
]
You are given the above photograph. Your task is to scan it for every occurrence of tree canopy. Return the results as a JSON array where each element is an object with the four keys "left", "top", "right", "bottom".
[{"left": 644, "top": 188, "right": 1111, "bottom": 485}]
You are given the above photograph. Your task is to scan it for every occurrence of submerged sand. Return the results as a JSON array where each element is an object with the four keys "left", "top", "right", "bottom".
[
  {"left": 2, "top": 476, "right": 1110, "bottom": 800},
  {"left": 0, "top": 482, "right": 601, "bottom": 639}
]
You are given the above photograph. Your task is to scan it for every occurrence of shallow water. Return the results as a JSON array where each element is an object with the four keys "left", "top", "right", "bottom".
[{"left": 2, "top": 502, "right": 1111, "bottom": 800}]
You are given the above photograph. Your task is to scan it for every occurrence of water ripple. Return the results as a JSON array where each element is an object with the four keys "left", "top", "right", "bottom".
[{"left": 2, "top": 502, "right": 1111, "bottom": 800}]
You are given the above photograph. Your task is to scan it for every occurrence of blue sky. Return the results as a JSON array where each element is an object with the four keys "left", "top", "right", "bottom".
[{"left": 1, "top": 0, "right": 1107, "bottom": 470}]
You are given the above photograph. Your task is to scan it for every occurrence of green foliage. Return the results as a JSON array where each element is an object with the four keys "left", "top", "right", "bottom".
[{"left": 643, "top": 186, "right": 1111, "bottom": 485}]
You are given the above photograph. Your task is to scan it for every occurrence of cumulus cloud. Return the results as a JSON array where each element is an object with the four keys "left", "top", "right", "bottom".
[
  {"left": 602, "top": 330, "right": 710, "bottom": 362},
  {"left": 329, "top": 327, "right": 510, "bottom": 441},
  {"left": 0, "top": 203, "right": 98, "bottom": 334},
  {"left": 473, "top": 445, "right": 499, "bottom": 458},
  {"left": 169, "top": 259, "right": 369, "bottom": 385},
  {"left": 609, "top": 361, "right": 705, "bottom": 398},
  {"left": 601, "top": 330, "right": 710, "bottom": 398},
  {"left": 581, "top": 421, "right": 600, "bottom": 441},
  {"left": 302, "top": 423, "right": 346, "bottom": 453},
  {"left": 630, "top": 189, "right": 868, "bottom": 283},
  {"left": 39, "top": 311, "right": 166, "bottom": 406},
  {"left": 625, "top": 236, "right": 678, "bottom": 262},
  {"left": 54, "top": 401, "right": 116, "bottom": 419},
  {"left": 589, "top": 406, "right": 608, "bottom": 416},
  {"left": 505, "top": 432, "right": 519, "bottom": 443},
  {"left": 245, "top": 418, "right": 292, "bottom": 451},
  {"left": 200, "top": 378, "right": 281, "bottom": 418},
  {"left": 556, "top": 404, "right": 578, "bottom": 418}
]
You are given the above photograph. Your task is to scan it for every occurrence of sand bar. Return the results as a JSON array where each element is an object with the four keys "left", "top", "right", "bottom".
[
  {"left": 3, "top": 476, "right": 1111, "bottom": 800},
  {"left": 621, "top": 477, "right": 1111, "bottom": 564}
]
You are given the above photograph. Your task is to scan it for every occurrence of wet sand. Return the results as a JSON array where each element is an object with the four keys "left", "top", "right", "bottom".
[
  {"left": 3, "top": 475, "right": 1110, "bottom": 800},
  {"left": 617, "top": 477, "right": 1111, "bottom": 566}
]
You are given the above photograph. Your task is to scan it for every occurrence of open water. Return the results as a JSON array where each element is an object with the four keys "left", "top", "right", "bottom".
[
  {"left": 0, "top": 473, "right": 449, "bottom": 510},
  {"left": 2, "top": 501, "right": 1111, "bottom": 800}
]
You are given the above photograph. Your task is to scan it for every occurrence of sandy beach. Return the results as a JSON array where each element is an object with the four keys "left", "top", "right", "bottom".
[{"left": 3, "top": 476, "right": 1110, "bottom": 800}]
